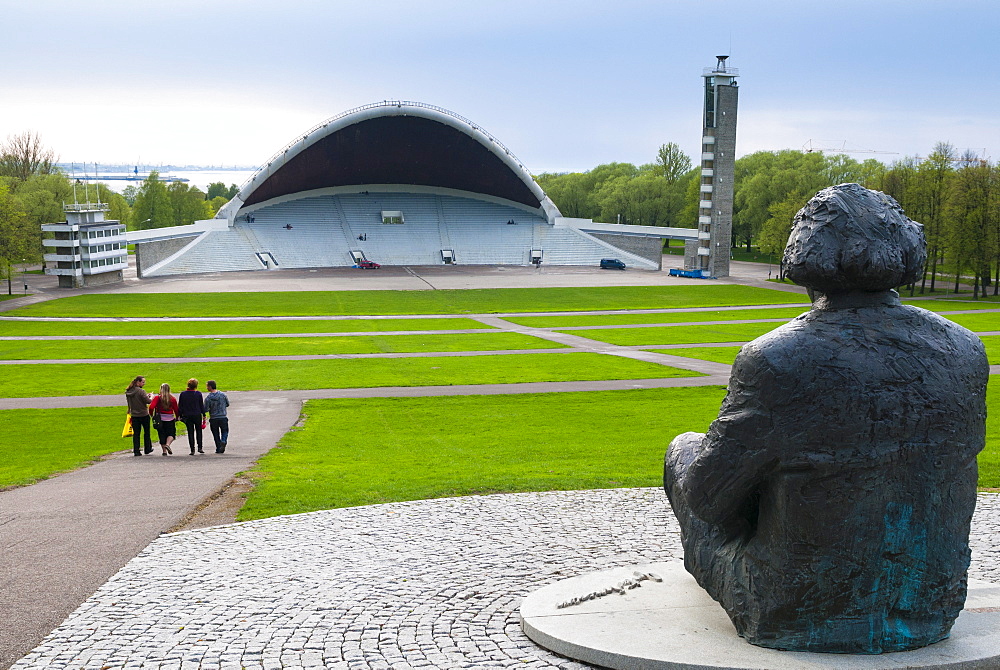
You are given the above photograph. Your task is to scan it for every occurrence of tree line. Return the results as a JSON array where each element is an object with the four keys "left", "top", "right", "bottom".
[
  {"left": 0, "top": 131, "right": 239, "bottom": 291},
  {"left": 3, "top": 131, "right": 998, "bottom": 298},
  {"left": 538, "top": 141, "right": 999, "bottom": 298}
]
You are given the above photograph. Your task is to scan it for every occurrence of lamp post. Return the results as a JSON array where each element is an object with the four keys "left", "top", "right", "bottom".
[{"left": 21, "top": 258, "right": 27, "bottom": 294}]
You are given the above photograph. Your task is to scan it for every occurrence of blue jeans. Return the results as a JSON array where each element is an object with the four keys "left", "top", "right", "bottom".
[{"left": 210, "top": 418, "right": 229, "bottom": 452}]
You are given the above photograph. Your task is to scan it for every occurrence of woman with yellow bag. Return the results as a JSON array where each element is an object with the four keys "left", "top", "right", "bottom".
[{"left": 125, "top": 376, "right": 153, "bottom": 456}]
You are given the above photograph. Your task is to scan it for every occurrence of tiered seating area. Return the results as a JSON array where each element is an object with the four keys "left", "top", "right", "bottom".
[
  {"left": 243, "top": 198, "right": 354, "bottom": 268},
  {"left": 146, "top": 191, "right": 657, "bottom": 275},
  {"left": 441, "top": 199, "right": 540, "bottom": 264},
  {"left": 148, "top": 229, "right": 263, "bottom": 276},
  {"left": 538, "top": 226, "right": 656, "bottom": 268},
  {"left": 337, "top": 194, "right": 443, "bottom": 265}
]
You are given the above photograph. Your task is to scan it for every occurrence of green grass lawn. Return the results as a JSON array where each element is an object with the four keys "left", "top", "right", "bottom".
[
  {"left": 984, "top": 382, "right": 1000, "bottom": 487},
  {"left": 905, "top": 299, "right": 1000, "bottom": 310},
  {"left": 237, "top": 387, "right": 729, "bottom": 519},
  {"left": 655, "top": 335, "right": 1000, "bottom": 366},
  {"left": 0, "top": 332, "right": 565, "bottom": 360},
  {"left": 981, "top": 336, "right": 1000, "bottom": 364},
  {"left": 503, "top": 306, "right": 808, "bottom": 328},
  {"left": 5, "top": 285, "right": 808, "bottom": 318},
  {"left": 238, "top": 381, "right": 1000, "bottom": 520},
  {"left": 0, "top": 407, "right": 129, "bottom": 488},
  {"left": 941, "top": 313, "right": 1000, "bottom": 332},
  {"left": 559, "top": 322, "right": 782, "bottom": 346},
  {"left": 658, "top": 338, "right": 999, "bottom": 365},
  {"left": 651, "top": 346, "right": 743, "bottom": 365},
  {"left": 0, "top": 317, "right": 495, "bottom": 337},
  {"left": 4, "top": 280, "right": 998, "bottom": 513},
  {"left": 0, "top": 352, "right": 702, "bottom": 398}
]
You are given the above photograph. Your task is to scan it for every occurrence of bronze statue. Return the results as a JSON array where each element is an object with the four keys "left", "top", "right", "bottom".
[{"left": 664, "top": 183, "right": 988, "bottom": 653}]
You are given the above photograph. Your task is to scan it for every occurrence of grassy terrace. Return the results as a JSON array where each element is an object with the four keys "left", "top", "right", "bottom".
[
  {"left": 3, "top": 283, "right": 998, "bottom": 510},
  {"left": 903, "top": 299, "right": 1000, "bottom": 310},
  {"left": 0, "top": 353, "right": 701, "bottom": 398},
  {"left": 237, "top": 381, "right": 1000, "bottom": 519},
  {"left": 503, "top": 306, "right": 809, "bottom": 327},
  {"left": 237, "top": 388, "right": 729, "bottom": 518},
  {"left": 558, "top": 322, "right": 785, "bottom": 346},
  {"left": 0, "top": 407, "right": 124, "bottom": 489},
  {"left": 4, "top": 285, "right": 806, "bottom": 318},
  {"left": 0, "top": 317, "right": 495, "bottom": 337},
  {"left": 653, "top": 346, "right": 744, "bottom": 365},
  {"left": 0, "top": 332, "right": 564, "bottom": 360},
  {"left": 943, "top": 313, "right": 1000, "bottom": 332}
]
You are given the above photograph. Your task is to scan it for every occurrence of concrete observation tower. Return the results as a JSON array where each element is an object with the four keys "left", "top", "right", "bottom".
[{"left": 690, "top": 55, "right": 739, "bottom": 278}]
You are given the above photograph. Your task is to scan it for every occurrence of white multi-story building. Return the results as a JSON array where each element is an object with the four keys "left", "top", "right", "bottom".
[{"left": 42, "top": 203, "right": 128, "bottom": 288}]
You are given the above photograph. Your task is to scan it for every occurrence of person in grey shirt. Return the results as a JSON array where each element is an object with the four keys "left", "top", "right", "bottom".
[{"left": 204, "top": 380, "right": 230, "bottom": 453}]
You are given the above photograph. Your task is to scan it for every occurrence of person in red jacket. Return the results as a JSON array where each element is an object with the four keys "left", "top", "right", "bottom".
[{"left": 149, "top": 383, "right": 179, "bottom": 456}]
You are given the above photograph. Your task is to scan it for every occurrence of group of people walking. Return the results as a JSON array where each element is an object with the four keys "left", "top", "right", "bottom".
[{"left": 125, "top": 376, "right": 231, "bottom": 456}]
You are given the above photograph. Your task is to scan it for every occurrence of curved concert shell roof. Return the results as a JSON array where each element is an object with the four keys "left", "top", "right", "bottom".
[{"left": 223, "top": 102, "right": 559, "bottom": 220}]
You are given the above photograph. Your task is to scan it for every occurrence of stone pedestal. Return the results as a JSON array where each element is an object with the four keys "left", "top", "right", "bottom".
[{"left": 520, "top": 560, "right": 1000, "bottom": 670}]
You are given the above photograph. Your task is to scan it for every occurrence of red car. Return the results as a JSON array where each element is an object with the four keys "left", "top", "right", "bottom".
[{"left": 357, "top": 260, "right": 381, "bottom": 269}]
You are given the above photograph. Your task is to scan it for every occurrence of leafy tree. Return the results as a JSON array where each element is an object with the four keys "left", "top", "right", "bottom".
[
  {"left": 107, "top": 192, "right": 132, "bottom": 230},
  {"left": 206, "top": 182, "right": 229, "bottom": 200},
  {"left": 0, "top": 184, "right": 32, "bottom": 294},
  {"left": 14, "top": 174, "right": 72, "bottom": 225},
  {"left": 946, "top": 161, "right": 998, "bottom": 299},
  {"left": 167, "top": 182, "right": 211, "bottom": 226},
  {"left": 0, "top": 131, "right": 58, "bottom": 183},
  {"left": 594, "top": 174, "right": 670, "bottom": 226},
  {"left": 583, "top": 162, "right": 639, "bottom": 218},
  {"left": 121, "top": 185, "right": 140, "bottom": 206},
  {"left": 206, "top": 182, "right": 241, "bottom": 201},
  {"left": 206, "top": 195, "right": 229, "bottom": 218},
  {"left": 757, "top": 192, "right": 811, "bottom": 260},
  {"left": 131, "top": 171, "right": 174, "bottom": 229},
  {"left": 653, "top": 142, "right": 692, "bottom": 184},
  {"left": 880, "top": 145, "right": 958, "bottom": 293},
  {"left": 733, "top": 150, "right": 830, "bottom": 250},
  {"left": 537, "top": 147, "right": 694, "bottom": 227},
  {"left": 9, "top": 174, "right": 74, "bottom": 261},
  {"left": 679, "top": 175, "right": 702, "bottom": 229},
  {"left": 912, "top": 144, "right": 957, "bottom": 292},
  {"left": 731, "top": 150, "right": 875, "bottom": 251},
  {"left": 535, "top": 171, "right": 591, "bottom": 218}
]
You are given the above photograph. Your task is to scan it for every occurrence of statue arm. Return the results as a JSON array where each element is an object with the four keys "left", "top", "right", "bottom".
[{"left": 675, "top": 345, "right": 784, "bottom": 527}]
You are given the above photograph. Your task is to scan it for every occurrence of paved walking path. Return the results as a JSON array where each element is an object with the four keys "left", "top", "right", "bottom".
[{"left": 0, "top": 394, "right": 304, "bottom": 669}]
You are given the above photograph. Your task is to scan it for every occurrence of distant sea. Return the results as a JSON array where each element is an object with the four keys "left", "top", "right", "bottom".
[{"left": 77, "top": 169, "right": 259, "bottom": 194}]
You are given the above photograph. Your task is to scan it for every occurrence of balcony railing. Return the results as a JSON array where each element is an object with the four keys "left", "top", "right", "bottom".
[
  {"left": 64, "top": 202, "right": 110, "bottom": 212},
  {"left": 703, "top": 66, "right": 740, "bottom": 76}
]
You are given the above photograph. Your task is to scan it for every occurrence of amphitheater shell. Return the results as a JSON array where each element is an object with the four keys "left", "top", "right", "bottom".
[{"left": 136, "top": 102, "right": 665, "bottom": 277}]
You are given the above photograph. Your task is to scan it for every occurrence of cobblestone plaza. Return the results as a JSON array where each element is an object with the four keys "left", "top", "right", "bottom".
[{"left": 13, "top": 489, "right": 1000, "bottom": 669}]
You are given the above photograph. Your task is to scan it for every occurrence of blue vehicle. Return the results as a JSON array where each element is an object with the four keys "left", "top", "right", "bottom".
[
  {"left": 600, "top": 258, "right": 626, "bottom": 270},
  {"left": 669, "top": 268, "right": 707, "bottom": 278}
]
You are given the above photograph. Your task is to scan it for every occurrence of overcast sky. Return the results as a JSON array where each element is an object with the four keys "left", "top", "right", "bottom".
[{"left": 1, "top": 0, "right": 996, "bottom": 173}]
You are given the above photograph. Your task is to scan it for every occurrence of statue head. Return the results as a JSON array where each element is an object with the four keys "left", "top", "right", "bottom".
[{"left": 783, "top": 183, "right": 926, "bottom": 294}]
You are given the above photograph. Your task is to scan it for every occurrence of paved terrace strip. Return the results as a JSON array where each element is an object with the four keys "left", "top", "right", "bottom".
[{"left": 10, "top": 489, "right": 1000, "bottom": 670}]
